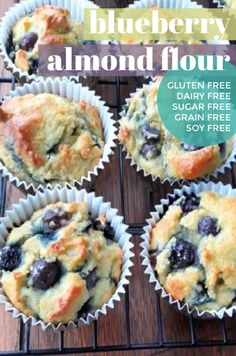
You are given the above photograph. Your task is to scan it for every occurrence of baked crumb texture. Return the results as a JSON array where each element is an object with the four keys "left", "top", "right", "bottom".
[{"left": 0, "top": 201, "right": 123, "bottom": 324}]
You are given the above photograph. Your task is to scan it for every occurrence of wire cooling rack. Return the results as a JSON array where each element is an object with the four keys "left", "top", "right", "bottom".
[{"left": 0, "top": 74, "right": 236, "bottom": 355}]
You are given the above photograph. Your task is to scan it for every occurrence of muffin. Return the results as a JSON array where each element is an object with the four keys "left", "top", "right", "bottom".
[
  {"left": 149, "top": 191, "right": 236, "bottom": 312},
  {"left": 0, "top": 92, "right": 104, "bottom": 186},
  {"left": 123, "top": 4, "right": 202, "bottom": 45},
  {"left": 0, "top": 201, "right": 123, "bottom": 324},
  {"left": 119, "top": 80, "right": 233, "bottom": 180},
  {"left": 7, "top": 5, "right": 83, "bottom": 75}
]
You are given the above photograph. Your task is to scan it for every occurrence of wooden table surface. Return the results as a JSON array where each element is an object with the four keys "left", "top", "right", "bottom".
[{"left": 1, "top": 0, "right": 236, "bottom": 355}]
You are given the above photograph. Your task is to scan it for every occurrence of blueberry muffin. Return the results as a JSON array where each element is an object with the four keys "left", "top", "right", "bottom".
[
  {"left": 123, "top": 4, "right": 203, "bottom": 45},
  {"left": 119, "top": 80, "right": 232, "bottom": 180},
  {"left": 149, "top": 191, "right": 236, "bottom": 312},
  {"left": 7, "top": 5, "right": 83, "bottom": 75},
  {"left": 0, "top": 201, "right": 123, "bottom": 324},
  {"left": 0, "top": 93, "right": 104, "bottom": 186}
]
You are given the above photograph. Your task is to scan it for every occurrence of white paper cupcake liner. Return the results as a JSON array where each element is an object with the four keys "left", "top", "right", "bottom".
[
  {"left": 141, "top": 181, "right": 236, "bottom": 319},
  {"left": 0, "top": 77, "right": 116, "bottom": 191},
  {"left": 119, "top": 80, "right": 236, "bottom": 185},
  {"left": 0, "top": 0, "right": 99, "bottom": 83},
  {"left": 0, "top": 187, "right": 134, "bottom": 331}
]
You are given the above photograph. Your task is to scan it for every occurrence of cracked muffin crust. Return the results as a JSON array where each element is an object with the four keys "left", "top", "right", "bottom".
[
  {"left": 149, "top": 192, "right": 236, "bottom": 312},
  {"left": 8, "top": 5, "right": 83, "bottom": 75},
  {"left": 0, "top": 201, "right": 123, "bottom": 324},
  {"left": 0, "top": 93, "right": 104, "bottom": 186},
  {"left": 119, "top": 80, "right": 233, "bottom": 180}
]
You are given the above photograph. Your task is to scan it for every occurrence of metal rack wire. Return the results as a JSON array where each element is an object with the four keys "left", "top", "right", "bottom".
[{"left": 0, "top": 73, "right": 236, "bottom": 355}]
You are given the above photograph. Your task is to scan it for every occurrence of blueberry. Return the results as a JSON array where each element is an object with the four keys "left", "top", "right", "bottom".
[
  {"left": 93, "top": 220, "right": 115, "bottom": 241},
  {"left": 81, "top": 220, "right": 93, "bottom": 233},
  {"left": 180, "top": 195, "right": 200, "bottom": 213},
  {"left": 142, "top": 125, "right": 161, "bottom": 142},
  {"left": 198, "top": 216, "right": 219, "bottom": 236},
  {"left": 30, "top": 259, "right": 60, "bottom": 290},
  {"left": 219, "top": 142, "right": 226, "bottom": 157},
  {"left": 0, "top": 245, "right": 22, "bottom": 271},
  {"left": 43, "top": 209, "right": 72, "bottom": 229},
  {"left": 9, "top": 51, "right": 16, "bottom": 61},
  {"left": 77, "top": 300, "right": 91, "bottom": 319},
  {"left": 80, "top": 269, "right": 98, "bottom": 290},
  {"left": 181, "top": 143, "right": 202, "bottom": 152},
  {"left": 110, "top": 276, "right": 118, "bottom": 286},
  {"left": 92, "top": 220, "right": 103, "bottom": 231},
  {"left": 28, "top": 58, "right": 38, "bottom": 75},
  {"left": 141, "top": 140, "right": 161, "bottom": 159},
  {"left": 169, "top": 238, "right": 195, "bottom": 270},
  {"left": 149, "top": 249, "right": 158, "bottom": 268},
  {"left": 20, "top": 32, "right": 38, "bottom": 51}
]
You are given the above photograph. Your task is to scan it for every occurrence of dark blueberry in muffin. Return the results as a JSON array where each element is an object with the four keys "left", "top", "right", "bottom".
[
  {"left": 181, "top": 143, "right": 202, "bottom": 152},
  {"left": 0, "top": 245, "right": 22, "bottom": 272},
  {"left": 93, "top": 220, "right": 103, "bottom": 231},
  {"left": 198, "top": 216, "right": 219, "bottom": 236},
  {"left": 169, "top": 238, "right": 195, "bottom": 270},
  {"left": 141, "top": 140, "right": 161, "bottom": 160},
  {"left": 41, "top": 209, "right": 72, "bottom": 239},
  {"left": 149, "top": 249, "right": 159, "bottom": 268},
  {"left": 30, "top": 259, "right": 60, "bottom": 290},
  {"left": 9, "top": 51, "right": 16, "bottom": 62},
  {"left": 219, "top": 142, "right": 226, "bottom": 157},
  {"left": 93, "top": 220, "right": 115, "bottom": 241},
  {"left": 142, "top": 125, "right": 161, "bottom": 142},
  {"left": 180, "top": 195, "right": 200, "bottom": 213},
  {"left": 28, "top": 58, "right": 39, "bottom": 75},
  {"left": 77, "top": 300, "right": 91, "bottom": 319},
  {"left": 81, "top": 269, "right": 98, "bottom": 290},
  {"left": 20, "top": 32, "right": 38, "bottom": 52}
]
